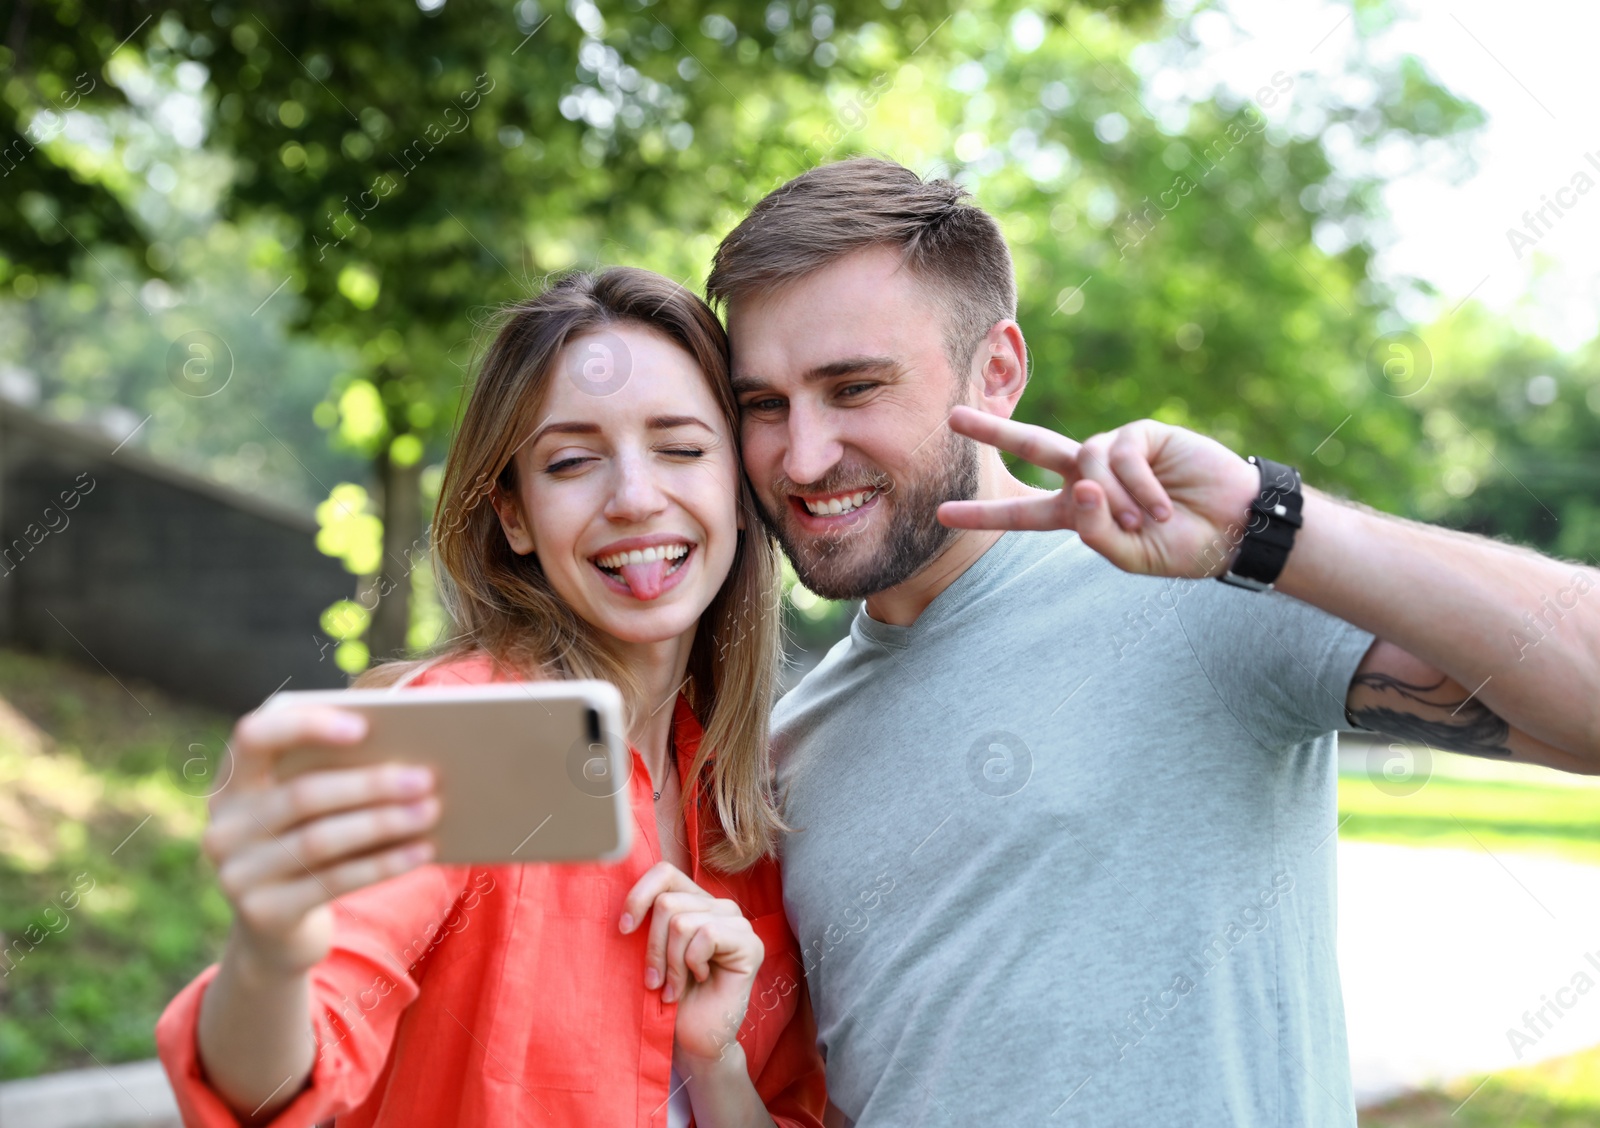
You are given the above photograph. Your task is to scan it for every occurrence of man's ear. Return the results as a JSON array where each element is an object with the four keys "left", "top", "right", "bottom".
[
  {"left": 974, "top": 319, "right": 1028, "bottom": 417},
  {"left": 489, "top": 483, "right": 537, "bottom": 556}
]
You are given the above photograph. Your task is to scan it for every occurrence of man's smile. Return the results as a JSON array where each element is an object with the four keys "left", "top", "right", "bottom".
[{"left": 788, "top": 488, "right": 882, "bottom": 532}]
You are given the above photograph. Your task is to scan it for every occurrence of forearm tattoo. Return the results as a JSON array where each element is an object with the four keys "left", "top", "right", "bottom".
[{"left": 1346, "top": 672, "right": 1513, "bottom": 757}]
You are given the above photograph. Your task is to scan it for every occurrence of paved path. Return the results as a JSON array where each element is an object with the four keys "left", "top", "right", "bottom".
[
  {"left": 0, "top": 1058, "right": 178, "bottom": 1127},
  {"left": 1340, "top": 839, "right": 1600, "bottom": 1106}
]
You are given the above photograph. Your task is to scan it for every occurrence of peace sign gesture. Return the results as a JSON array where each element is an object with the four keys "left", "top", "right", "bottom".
[{"left": 937, "top": 406, "right": 1265, "bottom": 579}]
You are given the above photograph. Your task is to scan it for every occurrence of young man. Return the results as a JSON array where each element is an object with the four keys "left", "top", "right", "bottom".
[{"left": 708, "top": 158, "right": 1599, "bottom": 1126}]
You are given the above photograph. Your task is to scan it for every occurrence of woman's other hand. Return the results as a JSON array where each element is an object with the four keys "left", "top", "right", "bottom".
[
  {"left": 621, "top": 861, "right": 765, "bottom": 1065},
  {"left": 203, "top": 705, "right": 440, "bottom": 976}
]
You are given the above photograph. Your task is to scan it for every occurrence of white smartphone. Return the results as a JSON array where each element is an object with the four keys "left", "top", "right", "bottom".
[{"left": 262, "top": 681, "right": 632, "bottom": 865}]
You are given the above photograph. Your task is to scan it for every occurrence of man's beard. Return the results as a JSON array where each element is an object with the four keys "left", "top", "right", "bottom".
[{"left": 758, "top": 427, "right": 981, "bottom": 601}]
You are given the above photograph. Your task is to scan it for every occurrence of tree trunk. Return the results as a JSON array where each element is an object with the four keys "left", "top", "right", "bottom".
[{"left": 364, "top": 441, "right": 421, "bottom": 662}]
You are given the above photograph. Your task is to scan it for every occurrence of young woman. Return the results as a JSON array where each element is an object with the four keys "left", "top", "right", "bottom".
[{"left": 156, "top": 268, "right": 824, "bottom": 1127}]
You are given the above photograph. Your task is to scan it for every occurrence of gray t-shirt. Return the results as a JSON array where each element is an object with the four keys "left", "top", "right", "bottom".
[{"left": 772, "top": 529, "right": 1375, "bottom": 1126}]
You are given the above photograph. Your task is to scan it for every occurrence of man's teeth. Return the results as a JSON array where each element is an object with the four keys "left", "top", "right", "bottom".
[
  {"left": 593, "top": 543, "right": 691, "bottom": 570},
  {"left": 803, "top": 489, "right": 877, "bottom": 517}
]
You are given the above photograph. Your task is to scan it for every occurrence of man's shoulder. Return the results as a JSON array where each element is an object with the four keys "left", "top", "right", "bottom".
[
  {"left": 981, "top": 528, "right": 1125, "bottom": 593},
  {"left": 773, "top": 629, "right": 861, "bottom": 728},
  {"left": 948, "top": 529, "right": 1163, "bottom": 628}
]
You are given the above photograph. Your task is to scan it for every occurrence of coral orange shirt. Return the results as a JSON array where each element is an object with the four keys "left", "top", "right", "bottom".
[{"left": 156, "top": 655, "right": 825, "bottom": 1127}]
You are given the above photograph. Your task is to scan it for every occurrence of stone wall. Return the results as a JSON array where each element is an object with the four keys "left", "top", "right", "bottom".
[{"left": 0, "top": 404, "right": 352, "bottom": 712}]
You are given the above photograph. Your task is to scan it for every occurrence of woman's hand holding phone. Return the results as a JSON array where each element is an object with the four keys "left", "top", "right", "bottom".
[
  {"left": 204, "top": 704, "right": 441, "bottom": 975},
  {"left": 195, "top": 704, "right": 443, "bottom": 1120},
  {"left": 620, "top": 862, "right": 765, "bottom": 1066}
]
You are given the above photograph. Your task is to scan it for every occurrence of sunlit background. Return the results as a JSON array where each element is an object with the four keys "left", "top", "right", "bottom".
[{"left": 2, "top": 0, "right": 1598, "bottom": 1122}]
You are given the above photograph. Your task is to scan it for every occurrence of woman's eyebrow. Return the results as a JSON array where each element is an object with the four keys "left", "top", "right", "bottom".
[
  {"left": 529, "top": 416, "right": 714, "bottom": 447},
  {"left": 648, "top": 415, "right": 716, "bottom": 432},
  {"left": 529, "top": 420, "right": 601, "bottom": 446}
]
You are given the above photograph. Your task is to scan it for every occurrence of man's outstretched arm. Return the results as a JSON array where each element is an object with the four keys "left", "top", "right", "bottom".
[
  {"left": 1282, "top": 492, "right": 1599, "bottom": 773},
  {"left": 938, "top": 406, "right": 1600, "bottom": 772}
]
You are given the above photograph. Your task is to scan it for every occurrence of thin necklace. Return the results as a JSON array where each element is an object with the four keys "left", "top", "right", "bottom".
[{"left": 654, "top": 727, "right": 674, "bottom": 801}]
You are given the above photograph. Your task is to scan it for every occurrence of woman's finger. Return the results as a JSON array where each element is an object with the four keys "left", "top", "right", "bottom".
[
  {"left": 230, "top": 706, "right": 368, "bottom": 783},
  {"left": 214, "top": 798, "right": 440, "bottom": 898},
  {"left": 674, "top": 918, "right": 764, "bottom": 1004},
  {"left": 233, "top": 838, "right": 435, "bottom": 938},
  {"left": 206, "top": 764, "right": 435, "bottom": 860},
  {"left": 683, "top": 917, "right": 762, "bottom": 982},
  {"left": 644, "top": 891, "right": 713, "bottom": 989},
  {"left": 683, "top": 924, "right": 720, "bottom": 986},
  {"left": 619, "top": 861, "right": 704, "bottom": 934},
  {"left": 662, "top": 911, "right": 718, "bottom": 1004}
]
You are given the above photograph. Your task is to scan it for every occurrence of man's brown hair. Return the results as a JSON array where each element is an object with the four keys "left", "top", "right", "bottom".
[{"left": 706, "top": 157, "right": 1018, "bottom": 377}]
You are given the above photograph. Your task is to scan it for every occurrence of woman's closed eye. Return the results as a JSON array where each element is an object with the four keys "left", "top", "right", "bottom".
[
  {"left": 544, "top": 447, "right": 704, "bottom": 474},
  {"left": 544, "top": 455, "right": 597, "bottom": 475}
]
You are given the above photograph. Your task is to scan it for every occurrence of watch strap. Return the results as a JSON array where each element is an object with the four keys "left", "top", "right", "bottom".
[{"left": 1218, "top": 456, "right": 1302, "bottom": 591}]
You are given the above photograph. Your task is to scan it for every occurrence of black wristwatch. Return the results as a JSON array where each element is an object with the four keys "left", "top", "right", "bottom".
[{"left": 1217, "top": 456, "right": 1303, "bottom": 592}]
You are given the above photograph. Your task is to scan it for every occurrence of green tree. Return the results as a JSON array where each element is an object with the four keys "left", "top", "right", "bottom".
[
  {"left": 4, "top": 0, "right": 1156, "bottom": 664},
  {"left": 1410, "top": 305, "right": 1600, "bottom": 566},
  {"left": 2, "top": 0, "right": 1485, "bottom": 661}
]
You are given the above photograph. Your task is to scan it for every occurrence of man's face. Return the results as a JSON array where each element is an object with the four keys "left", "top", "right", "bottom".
[{"left": 728, "top": 246, "right": 980, "bottom": 600}]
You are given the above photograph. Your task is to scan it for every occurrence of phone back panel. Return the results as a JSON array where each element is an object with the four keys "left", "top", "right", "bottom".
[{"left": 267, "top": 682, "right": 631, "bottom": 865}]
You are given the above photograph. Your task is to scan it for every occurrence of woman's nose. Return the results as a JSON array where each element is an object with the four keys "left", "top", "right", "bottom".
[{"left": 603, "top": 454, "right": 669, "bottom": 522}]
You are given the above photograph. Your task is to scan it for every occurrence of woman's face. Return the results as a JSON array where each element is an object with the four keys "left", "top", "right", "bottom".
[{"left": 493, "top": 323, "right": 741, "bottom": 647}]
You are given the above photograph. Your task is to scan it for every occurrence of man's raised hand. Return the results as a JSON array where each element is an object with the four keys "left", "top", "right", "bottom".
[{"left": 937, "top": 406, "right": 1264, "bottom": 578}]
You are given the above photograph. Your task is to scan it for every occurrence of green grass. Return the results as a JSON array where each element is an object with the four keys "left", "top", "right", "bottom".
[
  {"left": 1360, "top": 1043, "right": 1600, "bottom": 1126},
  {"left": 0, "top": 647, "right": 233, "bottom": 1079},
  {"left": 1338, "top": 749, "right": 1600, "bottom": 865}
]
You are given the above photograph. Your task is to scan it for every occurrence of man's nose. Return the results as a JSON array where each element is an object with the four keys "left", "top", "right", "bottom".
[
  {"left": 603, "top": 453, "right": 668, "bottom": 522},
  {"left": 782, "top": 403, "right": 844, "bottom": 488}
]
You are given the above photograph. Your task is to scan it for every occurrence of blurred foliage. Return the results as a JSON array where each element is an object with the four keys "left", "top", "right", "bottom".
[
  {"left": 1407, "top": 305, "right": 1600, "bottom": 566},
  {"left": 1, "top": 0, "right": 1590, "bottom": 656}
]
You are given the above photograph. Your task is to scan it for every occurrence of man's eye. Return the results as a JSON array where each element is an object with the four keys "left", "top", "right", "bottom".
[
  {"left": 742, "top": 397, "right": 785, "bottom": 413},
  {"left": 838, "top": 382, "right": 875, "bottom": 398}
]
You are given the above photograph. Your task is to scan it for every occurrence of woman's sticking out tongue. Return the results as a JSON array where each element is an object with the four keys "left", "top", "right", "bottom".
[{"left": 619, "top": 558, "right": 671, "bottom": 600}]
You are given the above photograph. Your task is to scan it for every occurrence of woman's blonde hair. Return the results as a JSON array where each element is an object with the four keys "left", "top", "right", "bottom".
[{"left": 362, "top": 267, "right": 786, "bottom": 871}]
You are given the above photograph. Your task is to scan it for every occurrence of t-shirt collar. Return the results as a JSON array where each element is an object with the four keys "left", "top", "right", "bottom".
[{"left": 851, "top": 530, "right": 1028, "bottom": 650}]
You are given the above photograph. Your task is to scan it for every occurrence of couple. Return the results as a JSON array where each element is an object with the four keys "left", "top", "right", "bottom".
[{"left": 159, "top": 158, "right": 1600, "bottom": 1127}]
